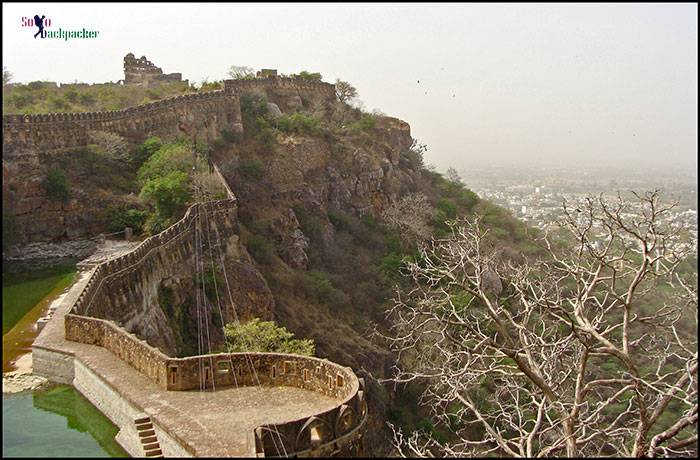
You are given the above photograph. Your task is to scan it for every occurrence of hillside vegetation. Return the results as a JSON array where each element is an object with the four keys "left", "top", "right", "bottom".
[
  {"left": 3, "top": 80, "right": 193, "bottom": 114},
  {"left": 3, "top": 74, "right": 551, "bottom": 455}
]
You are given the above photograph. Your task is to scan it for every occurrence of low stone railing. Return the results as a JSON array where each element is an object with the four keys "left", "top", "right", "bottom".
[
  {"left": 65, "top": 313, "right": 170, "bottom": 386},
  {"left": 64, "top": 311, "right": 367, "bottom": 457}
]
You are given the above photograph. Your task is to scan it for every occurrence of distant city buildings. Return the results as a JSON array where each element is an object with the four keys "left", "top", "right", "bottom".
[{"left": 465, "top": 167, "right": 698, "bottom": 254}]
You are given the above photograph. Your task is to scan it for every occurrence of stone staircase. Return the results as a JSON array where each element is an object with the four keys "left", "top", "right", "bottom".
[{"left": 135, "top": 415, "right": 164, "bottom": 457}]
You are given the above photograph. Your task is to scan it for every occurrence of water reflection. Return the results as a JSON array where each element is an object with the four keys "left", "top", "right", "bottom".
[{"left": 2, "top": 385, "right": 128, "bottom": 457}]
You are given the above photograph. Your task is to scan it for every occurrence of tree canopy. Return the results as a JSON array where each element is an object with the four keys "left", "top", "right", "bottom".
[{"left": 224, "top": 318, "right": 315, "bottom": 356}]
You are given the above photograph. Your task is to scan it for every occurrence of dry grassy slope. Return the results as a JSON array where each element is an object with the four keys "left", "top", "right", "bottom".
[
  {"left": 214, "top": 115, "right": 422, "bottom": 454},
  {"left": 216, "top": 115, "right": 415, "bottom": 368}
]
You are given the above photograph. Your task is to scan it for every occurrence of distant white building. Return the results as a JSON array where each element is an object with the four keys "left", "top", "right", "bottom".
[
  {"left": 535, "top": 187, "right": 541, "bottom": 194},
  {"left": 521, "top": 205, "right": 527, "bottom": 215}
]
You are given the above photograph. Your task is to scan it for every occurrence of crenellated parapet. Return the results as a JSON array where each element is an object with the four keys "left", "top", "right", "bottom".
[
  {"left": 2, "top": 90, "right": 240, "bottom": 154},
  {"left": 2, "top": 76, "right": 337, "bottom": 155},
  {"left": 69, "top": 198, "right": 237, "bottom": 326},
  {"left": 223, "top": 77, "right": 335, "bottom": 99},
  {"left": 4, "top": 90, "right": 227, "bottom": 126}
]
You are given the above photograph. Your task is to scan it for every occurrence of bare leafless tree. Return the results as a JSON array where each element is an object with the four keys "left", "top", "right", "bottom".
[
  {"left": 446, "top": 167, "right": 462, "bottom": 185},
  {"left": 88, "top": 130, "right": 129, "bottom": 161},
  {"left": 227, "top": 65, "right": 256, "bottom": 80},
  {"left": 3, "top": 66, "right": 12, "bottom": 86},
  {"left": 382, "top": 192, "right": 435, "bottom": 244},
  {"left": 381, "top": 190, "right": 698, "bottom": 457}
]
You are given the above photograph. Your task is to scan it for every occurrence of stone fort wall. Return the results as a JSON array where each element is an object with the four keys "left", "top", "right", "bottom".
[
  {"left": 3, "top": 90, "right": 240, "bottom": 155},
  {"left": 2, "top": 77, "right": 336, "bottom": 246},
  {"left": 3, "top": 77, "right": 336, "bottom": 155},
  {"left": 65, "top": 192, "right": 240, "bottom": 354},
  {"left": 60, "top": 158, "right": 364, "bottom": 455},
  {"left": 65, "top": 309, "right": 366, "bottom": 457},
  {"left": 223, "top": 77, "right": 335, "bottom": 98}
]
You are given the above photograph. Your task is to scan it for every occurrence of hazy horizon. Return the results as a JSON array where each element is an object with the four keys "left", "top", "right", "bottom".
[{"left": 3, "top": 3, "right": 697, "bottom": 174}]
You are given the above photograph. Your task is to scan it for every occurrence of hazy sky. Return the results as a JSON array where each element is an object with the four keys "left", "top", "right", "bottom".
[{"left": 3, "top": 3, "right": 697, "bottom": 174}]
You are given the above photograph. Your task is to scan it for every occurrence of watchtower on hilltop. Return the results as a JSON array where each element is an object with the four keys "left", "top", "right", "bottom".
[{"left": 123, "top": 52, "right": 186, "bottom": 86}]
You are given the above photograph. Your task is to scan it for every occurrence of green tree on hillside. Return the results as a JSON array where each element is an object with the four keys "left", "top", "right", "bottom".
[
  {"left": 335, "top": 79, "right": 358, "bottom": 103},
  {"left": 139, "top": 170, "right": 192, "bottom": 221},
  {"left": 223, "top": 318, "right": 315, "bottom": 356},
  {"left": 43, "top": 169, "right": 71, "bottom": 202},
  {"left": 296, "top": 71, "right": 322, "bottom": 82}
]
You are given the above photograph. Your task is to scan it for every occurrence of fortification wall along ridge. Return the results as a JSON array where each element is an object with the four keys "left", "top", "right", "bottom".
[
  {"left": 223, "top": 77, "right": 335, "bottom": 97},
  {"left": 3, "top": 90, "right": 226, "bottom": 125},
  {"left": 3, "top": 90, "right": 238, "bottom": 153},
  {"left": 67, "top": 197, "right": 239, "bottom": 354},
  {"left": 3, "top": 77, "right": 336, "bottom": 153}
]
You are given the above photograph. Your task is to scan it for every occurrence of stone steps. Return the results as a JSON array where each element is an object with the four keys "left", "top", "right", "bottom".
[
  {"left": 143, "top": 441, "right": 160, "bottom": 451},
  {"left": 134, "top": 414, "right": 163, "bottom": 457},
  {"left": 139, "top": 429, "right": 156, "bottom": 438}
]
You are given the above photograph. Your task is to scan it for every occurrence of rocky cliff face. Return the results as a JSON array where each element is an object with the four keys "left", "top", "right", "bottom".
[
  {"left": 210, "top": 110, "right": 422, "bottom": 455},
  {"left": 2, "top": 147, "right": 139, "bottom": 247},
  {"left": 214, "top": 112, "right": 417, "bottom": 364}
]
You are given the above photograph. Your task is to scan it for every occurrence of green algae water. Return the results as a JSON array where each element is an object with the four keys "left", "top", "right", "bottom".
[
  {"left": 3, "top": 258, "right": 78, "bottom": 372},
  {"left": 2, "top": 385, "right": 128, "bottom": 457},
  {"left": 2, "top": 259, "right": 77, "bottom": 334},
  {"left": 3, "top": 258, "right": 128, "bottom": 457}
]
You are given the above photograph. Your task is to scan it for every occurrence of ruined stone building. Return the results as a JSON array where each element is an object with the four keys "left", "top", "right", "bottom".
[{"left": 123, "top": 52, "right": 186, "bottom": 86}]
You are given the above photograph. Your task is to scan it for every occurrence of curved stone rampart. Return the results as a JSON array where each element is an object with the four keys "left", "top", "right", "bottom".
[
  {"left": 62, "top": 177, "right": 365, "bottom": 455},
  {"left": 64, "top": 308, "right": 367, "bottom": 456}
]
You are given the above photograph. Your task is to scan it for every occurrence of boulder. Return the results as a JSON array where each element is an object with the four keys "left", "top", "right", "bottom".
[{"left": 266, "top": 102, "right": 283, "bottom": 119}]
